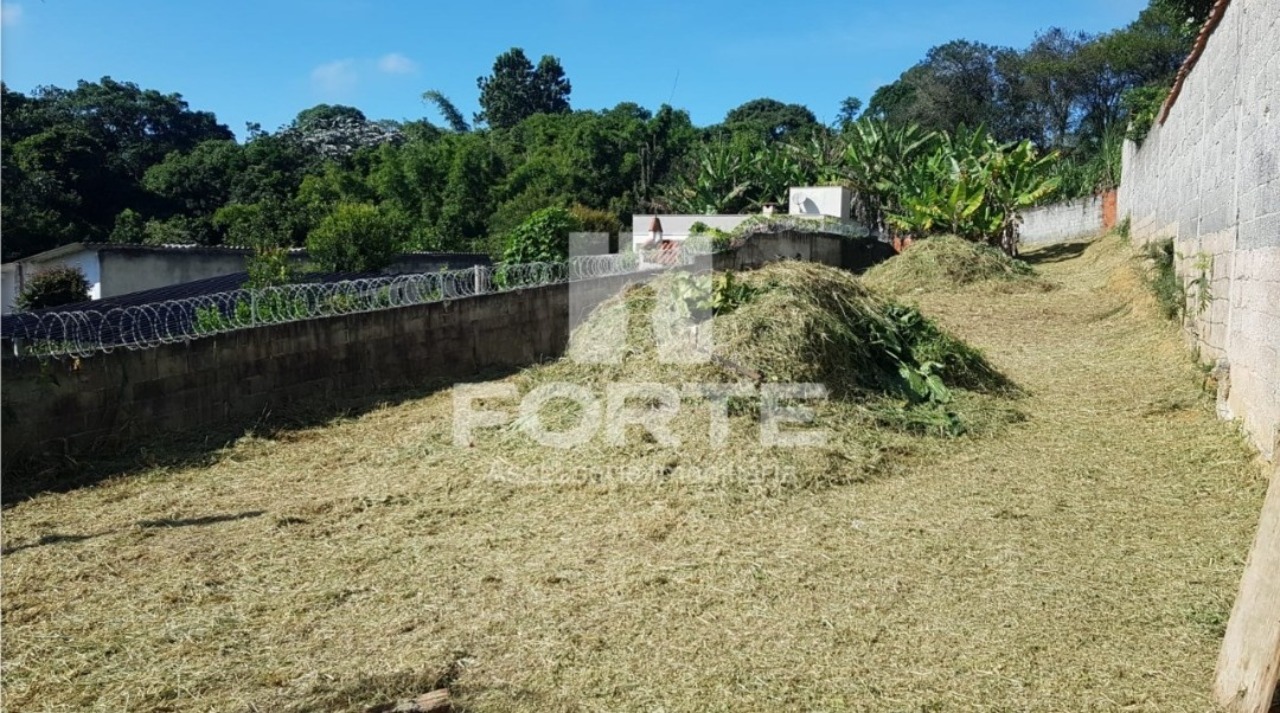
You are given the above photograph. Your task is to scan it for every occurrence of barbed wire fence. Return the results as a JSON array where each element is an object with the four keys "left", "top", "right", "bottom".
[{"left": 3, "top": 249, "right": 695, "bottom": 360}]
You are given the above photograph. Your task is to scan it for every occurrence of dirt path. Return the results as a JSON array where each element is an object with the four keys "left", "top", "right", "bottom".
[{"left": 1, "top": 235, "right": 1267, "bottom": 712}]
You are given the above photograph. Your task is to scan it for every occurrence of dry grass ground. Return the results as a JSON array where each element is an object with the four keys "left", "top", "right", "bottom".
[{"left": 1, "top": 234, "right": 1269, "bottom": 712}]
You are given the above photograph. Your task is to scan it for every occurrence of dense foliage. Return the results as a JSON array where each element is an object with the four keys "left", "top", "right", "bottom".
[
  {"left": 501, "top": 207, "right": 582, "bottom": 264},
  {"left": 2, "top": 1, "right": 1201, "bottom": 264},
  {"left": 15, "top": 266, "right": 92, "bottom": 311},
  {"left": 305, "top": 203, "right": 404, "bottom": 273}
]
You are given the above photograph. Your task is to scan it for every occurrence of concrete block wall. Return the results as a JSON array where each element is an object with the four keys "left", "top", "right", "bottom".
[
  {"left": 1020, "top": 195, "right": 1106, "bottom": 245},
  {"left": 1117, "top": 0, "right": 1280, "bottom": 460},
  {"left": 0, "top": 272, "right": 646, "bottom": 467}
]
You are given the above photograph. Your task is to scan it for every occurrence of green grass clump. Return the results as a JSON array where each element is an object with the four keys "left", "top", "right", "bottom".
[
  {"left": 862, "top": 234, "right": 1045, "bottom": 294},
  {"left": 1141, "top": 238, "right": 1184, "bottom": 320}
]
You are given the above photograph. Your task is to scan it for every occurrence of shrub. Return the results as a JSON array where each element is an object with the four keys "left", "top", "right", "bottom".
[
  {"left": 245, "top": 245, "right": 295, "bottom": 289},
  {"left": 306, "top": 203, "right": 402, "bottom": 273},
  {"left": 16, "top": 266, "right": 91, "bottom": 311},
  {"left": 569, "top": 204, "right": 622, "bottom": 236},
  {"left": 1122, "top": 84, "right": 1171, "bottom": 144},
  {"left": 502, "top": 207, "right": 582, "bottom": 264}
]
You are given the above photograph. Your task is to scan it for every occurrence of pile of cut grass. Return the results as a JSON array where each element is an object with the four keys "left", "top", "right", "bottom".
[
  {"left": 473, "top": 261, "right": 1025, "bottom": 493},
  {"left": 556, "top": 260, "right": 1010, "bottom": 401},
  {"left": 863, "top": 234, "right": 1048, "bottom": 294}
]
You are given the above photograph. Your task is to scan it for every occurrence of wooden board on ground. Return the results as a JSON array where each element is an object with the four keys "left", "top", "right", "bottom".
[{"left": 1215, "top": 462, "right": 1280, "bottom": 713}]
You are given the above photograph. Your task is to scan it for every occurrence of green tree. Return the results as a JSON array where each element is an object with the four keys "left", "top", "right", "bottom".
[
  {"left": 143, "top": 139, "right": 246, "bottom": 227},
  {"left": 475, "top": 48, "right": 572, "bottom": 129},
  {"left": 110, "top": 208, "right": 147, "bottom": 243},
  {"left": 0, "top": 77, "right": 232, "bottom": 259},
  {"left": 306, "top": 203, "right": 403, "bottom": 272},
  {"left": 722, "top": 98, "right": 820, "bottom": 142},
  {"left": 835, "top": 97, "right": 863, "bottom": 129},
  {"left": 293, "top": 104, "right": 368, "bottom": 130}
]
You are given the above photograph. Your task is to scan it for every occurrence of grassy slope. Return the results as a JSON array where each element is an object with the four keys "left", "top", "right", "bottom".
[{"left": 0, "top": 235, "right": 1268, "bottom": 712}]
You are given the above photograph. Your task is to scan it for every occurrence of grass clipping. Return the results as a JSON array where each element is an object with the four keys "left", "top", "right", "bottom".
[
  {"left": 563, "top": 261, "right": 1009, "bottom": 399},
  {"left": 862, "top": 234, "right": 1049, "bottom": 294},
  {"left": 495, "top": 261, "right": 1021, "bottom": 493}
]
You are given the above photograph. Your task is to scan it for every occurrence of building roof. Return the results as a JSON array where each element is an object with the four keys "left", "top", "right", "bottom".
[{"left": 1159, "top": 0, "right": 1232, "bottom": 124}]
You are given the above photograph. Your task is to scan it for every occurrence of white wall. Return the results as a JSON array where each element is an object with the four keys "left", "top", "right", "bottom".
[
  {"left": 789, "top": 186, "right": 851, "bottom": 220},
  {"left": 1020, "top": 195, "right": 1105, "bottom": 245},
  {"left": 1117, "top": 0, "right": 1280, "bottom": 460}
]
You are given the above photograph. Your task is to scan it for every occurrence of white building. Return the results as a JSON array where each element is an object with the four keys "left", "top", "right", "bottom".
[{"left": 631, "top": 186, "right": 854, "bottom": 250}]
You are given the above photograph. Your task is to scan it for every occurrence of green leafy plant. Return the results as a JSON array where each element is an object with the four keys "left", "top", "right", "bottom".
[
  {"left": 16, "top": 266, "right": 91, "bottom": 312},
  {"left": 568, "top": 204, "right": 622, "bottom": 236},
  {"left": 1186, "top": 252, "right": 1213, "bottom": 315},
  {"left": 711, "top": 272, "right": 757, "bottom": 314},
  {"left": 1143, "top": 238, "right": 1184, "bottom": 320},
  {"left": 502, "top": 206, "right": 582, "bottom": 264},
  {"left": 1122, "top": 83, "right": 1171, "bottom": 144},
  {"left": 306, "top": 203, "right": 403, "bottom": 273},
  {"left": 245, "top": 245, "right": 295, "bottom": 289},
  {"left": 885, "top": 125, "right": 1060, "bottom": 255}
]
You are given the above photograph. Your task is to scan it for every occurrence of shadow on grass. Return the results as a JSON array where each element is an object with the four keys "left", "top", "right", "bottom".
[
  {"left": 1, "top": 509, "right": 267, "bottom": 555},
  {"left": 1022, "top": 240, "right": 1092, "bottom": 265},
  {"left": 1, "top": 366, "right": 523, "bottom": 506},
  {"left": 137, "top": 510, "right": 264, "bottom": 529}
]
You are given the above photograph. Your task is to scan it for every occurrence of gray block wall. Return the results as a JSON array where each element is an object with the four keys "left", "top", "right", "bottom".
[
  {"left": 1020, "top": 196, "right": 1105, "bottom": 245},
  {"left": 0, "top": 273, "right": 647, "bottom": 468},
  {"left": 1117, "top": 0, "right": 1280, "bottom": 460}
]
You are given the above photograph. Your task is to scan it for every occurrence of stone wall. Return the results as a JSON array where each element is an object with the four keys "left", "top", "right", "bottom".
[
  {"left": 0, "top": 273, "right": 645, "bottom": 467},
  {"left": 1117, "top": 0, "right": 1280, "bottom": 460},
  {"left": 1020, "top": 195, "right": 1106, "bottom": 245}
]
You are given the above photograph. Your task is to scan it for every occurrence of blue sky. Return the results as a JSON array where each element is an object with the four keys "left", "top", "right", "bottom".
[{"left": 1, "top": 0, "right": 1146, "bottom": 138}]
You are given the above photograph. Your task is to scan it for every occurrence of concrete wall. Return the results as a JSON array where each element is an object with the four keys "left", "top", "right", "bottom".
[
  {"left": 1020, "top": 195, "right": 1106, "bottom": 245},
  {"left": 99, "top": 250, "right": 245, "bottom": 298},
  {"left": 1117, "top": 0, "right": 1280, "bottom": 460},
  {"left": 789, "top": 186, "right": 851, "bottom": 220},
  {"left": 712, "top": 231, "right": 890, "bottom": 273},
  {"left": 1, "top": 273, "right": 646, "bottom": 467}
]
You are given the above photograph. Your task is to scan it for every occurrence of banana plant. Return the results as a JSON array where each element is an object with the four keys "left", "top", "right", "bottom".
[
  {"left": 985, "top": 139, "right": 1061, "bottom": 254},
  {"left": 841, "top": 119, "right": 938, "bottom": 236}
]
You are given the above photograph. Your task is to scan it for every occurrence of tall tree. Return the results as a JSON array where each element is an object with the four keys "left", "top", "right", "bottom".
[
  {"left": 293, "top": 104, "right": 368, "bottom": 130},
  {"left": 475, "top": 48, "right": 572, "bottom": 129},
  {"left": 836, "top": 96, "right": 863, "bottom": 129},
  {"left": 0, "top": 77, "right": 232, "bottom": 259},
  {"left": 722, "top": 98, "right": 820, "bottom": 142}
]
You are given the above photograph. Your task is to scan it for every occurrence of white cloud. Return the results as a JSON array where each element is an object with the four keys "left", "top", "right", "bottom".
[
  {"left": 1, "top": 3, "right": 24, "bottom": 27},
  {"left": 311, "top": 59, "right": 358, "bottom": 96},
  {"left": 377, "top": 53, "right": 417, "bottom": 75}
]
